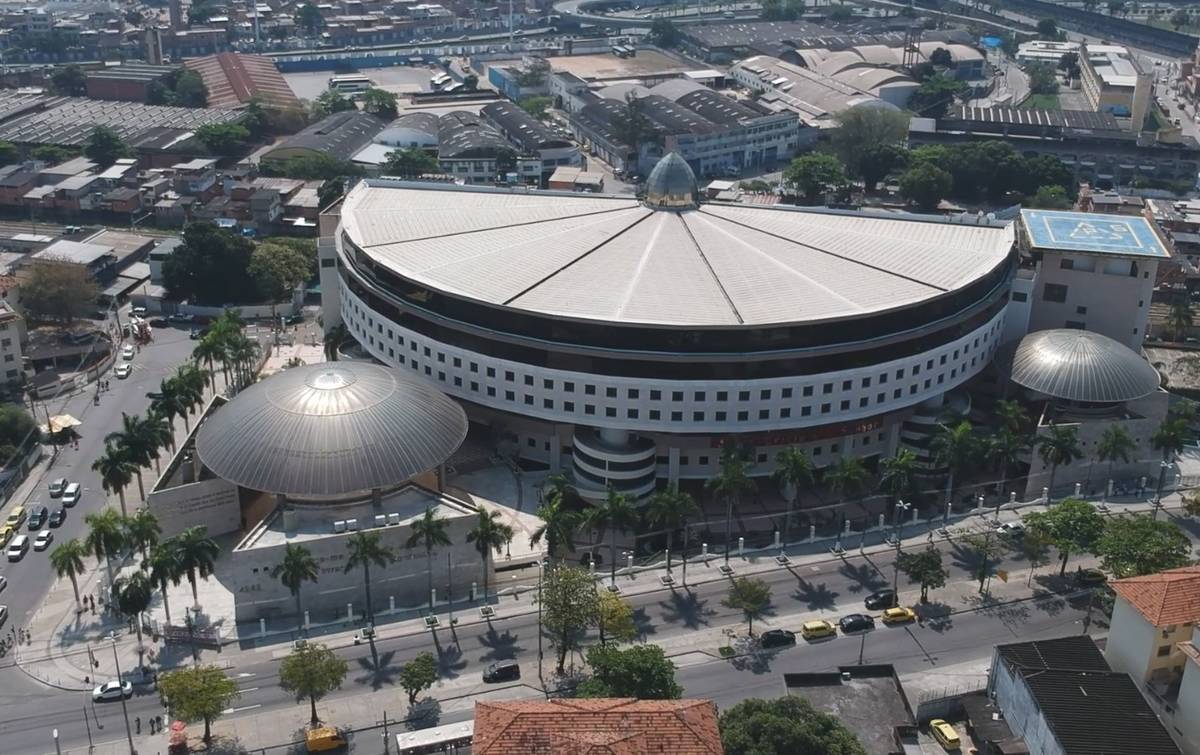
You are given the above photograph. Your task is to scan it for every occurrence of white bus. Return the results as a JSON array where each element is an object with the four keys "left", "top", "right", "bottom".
[
  {"left": 395, "top": 720, "right": 473, "bottom": 754},
  {"left": 328, "top": 73, "right": 373, "bottom": 94}
]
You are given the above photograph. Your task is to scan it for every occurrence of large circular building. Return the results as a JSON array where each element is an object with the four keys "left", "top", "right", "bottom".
[{"left": 325, "top": 154, "right": 1016, "bottom": 497}]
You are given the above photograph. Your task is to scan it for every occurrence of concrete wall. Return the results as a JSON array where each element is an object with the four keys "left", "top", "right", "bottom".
[
  {"left": 1027, "top": 250, "right": 1155, "bottom": 350},
  {"left": 1172, "top": 630, "right": 1200, "bottom": 754},
  {"left": 146, "top": 476, "right": 241, "bottom": 538},
  {"left": 990, "top": 658, "right": 1067, "bottom": 755},
  {"left": 1106, "top": 596, "right": 1160, "bottom": 682}
]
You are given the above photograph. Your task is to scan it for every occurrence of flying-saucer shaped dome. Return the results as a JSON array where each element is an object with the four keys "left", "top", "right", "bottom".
[
  {"left": 196, "top": 362, "right": 467, "bottom": 499},
  {"left": 645, "top": 152, "right": 697, "bottom": 209},
  {"left": 1010, "top": 329, "right": 1161, "bottom": 403}
]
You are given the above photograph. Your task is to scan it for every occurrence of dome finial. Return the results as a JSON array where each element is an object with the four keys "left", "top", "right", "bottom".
[{"left": 644, "top": 152, "right": 696, "bottom": 210}]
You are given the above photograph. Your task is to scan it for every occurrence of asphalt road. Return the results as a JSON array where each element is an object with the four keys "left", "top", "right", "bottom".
[{"left": 0, "top": 533, "right": 1103, "bottom": 753}]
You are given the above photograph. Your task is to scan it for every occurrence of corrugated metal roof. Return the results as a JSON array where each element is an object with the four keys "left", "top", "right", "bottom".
[
  {"left": 1010, "top": 329, "right": 1160, "bottom": 402},
  {"left": 195, "top": 362, "right": 467, "bottom": 498},
  {"left": 341, "top": 181, "right": 1014, "bottom": 327}
]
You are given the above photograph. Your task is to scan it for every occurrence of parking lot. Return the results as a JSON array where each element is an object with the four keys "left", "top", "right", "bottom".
[{"left": 283, "top": 64, "right": 441, "bottom": 101}]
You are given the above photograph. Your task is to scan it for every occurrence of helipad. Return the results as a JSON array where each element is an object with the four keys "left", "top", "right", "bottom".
[{"left": 1020, "top": 209, "right": 1170, "bottom": 258}]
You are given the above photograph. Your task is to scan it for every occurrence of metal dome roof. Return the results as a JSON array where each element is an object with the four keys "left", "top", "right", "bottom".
[
  {"left": 195, "top": 362, "right": 467, "bottom": 499},
  {"left": 645, "top": 152, "right": 696, "bottom": 209},
  {"left": 1010, "top": 329, "right": 1161, "bottom": 403}
]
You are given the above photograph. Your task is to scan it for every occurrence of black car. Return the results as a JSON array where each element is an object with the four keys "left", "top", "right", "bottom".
[
  {"left": 284, "top": 313, "right": 305, "bottom": 325},
  {"left": 483, "top": 661, "right": 520, "bottom": 683},
  {"left": 839, "top": 613, "right": 876, "bottom": 633},
  {"left": 48, "top": 507, "right": 66, "bottom": 528},
  {"left": 759, "top": 629, "right": 796, "bottom": 649},
  {"left": 27, "top": 505, "right": 47, "bottom": 531},
  {"left": 864, "top": 589, "right": 896, "bottom": 610},
  {"left": 1075, "top": 568, "right": 1108, "bottom": 587}
]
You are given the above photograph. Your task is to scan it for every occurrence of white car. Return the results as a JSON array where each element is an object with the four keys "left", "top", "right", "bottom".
[
  {"left": 114, "top": 363, "right": 132, "bottom": 379},
  {"left": 92, "top": 680, "right": 133, "bottom": 702},
  {"left": 996, "top": 521, "right": 1025, "bottom": 538},
  {"left": 131, "top": 306, "right": 147, "bottom": 317},
  {"left": 121, "top": 345, "right": 135, "bottom": 361},
  {"left": 33, "top": 529, "right": 52, "bottom": 551}
]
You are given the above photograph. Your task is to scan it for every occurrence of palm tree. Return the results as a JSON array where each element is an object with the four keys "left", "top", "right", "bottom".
[
  {"left": 105, "top": 413, "right": 156, "bottom": 500},
  {"left": 270, "top": 544, "right": 319, "bottom": 635},
  {"left": 168, "top": 374, "right": 204, "bottom": 428},
  {"left": 645, "top": 485, "right": 699, "bottom": 574},
  {"left": 84, "top": 508, "right": 127, "bottom": 589},
  {"left": 142, "top": 412, "right": 175, "bottom": 467},
  {"left": 586, "top": 486, "right": 637, "bottom": 588},
  {"left": 988, "top": 428, "right": 1026, "bottom": 501},
  {"left": 1152, "top": 417, "right": 1188, "bottom": 512},
  {"left": 878, "top": 449, "right": 919, "bottom": 507},
  {"left": 530, "top": 492, "right": 578, "bottom": 564},
  {"left": 772, "top": 447, "right": 814, "bottom": 552},
  {"left": 343, "top": 531, "right": 394, "bottom": 624},
  {"left": 226, "top": 337, "right": 258, "bottom": 390},
  {"left": 1095, "top": 424, "right": 1136, "bottom": 491},
  {"left": 192, "top": 335, "right": 224, "bottom": 387},
  {"left": 149, "top": 381, "right": 187, "bottom": 437},
  {"left": 1169, "top": 297, "right": 1193, "bottom": 341},
  {"left": 994, "top": 399, "right": 1028, "bottom": 434},
  {"left": 175, "top": 525, "right": 220, "bottom": 609},
  {"left": 92, "top": 444, "right": 136, "bottom": 515},
  {"left": 176, "top": 363, "right": 209, "bottom": 406},
  {"left": 1038, "top": 423, "right": 1083, "bottom": 499},
  {"left": 323, "top": 323, "right": 348, "bottom": 362},
  {"left": 50, "top": 538, "right": 88, "bottom": 610},
  {"left": 124, "top": 508, "right": 161, "bottom": 560},
  {"left": 406, "top": 507, "right": 452, "bottom": 613},
  {"left": 541, "top": 473, "right": 578, "bottom": 508},
  {"left": 144, "top": 541, "right": 183, "bottom": 625},
  {"left": 931, "top": 420, "right": 978, "bottom": 506},
  {"left": 466, "top": 509, "right": 514, "bottom": 603},
  {"left": 707, "top": 444, "right": 755, "bottom": 565},
  {"left": 112, "top": 572, "right": 155, "bottom": 668}
]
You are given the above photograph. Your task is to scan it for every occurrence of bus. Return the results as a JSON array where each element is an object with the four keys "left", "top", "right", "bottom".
[
  {"left": 328, "top": 73, "right": 373, "bottom": 94},
  {"left": 395, "top": 720, "right": 473, "bottom": 754}
]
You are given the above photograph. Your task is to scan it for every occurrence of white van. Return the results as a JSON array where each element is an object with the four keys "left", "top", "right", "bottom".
[
  {"left": 7, "top": 534, "right": 28, "bottom": 561},
  {"left": 61, "top": 483, "right": 81, "bottom": 507}
]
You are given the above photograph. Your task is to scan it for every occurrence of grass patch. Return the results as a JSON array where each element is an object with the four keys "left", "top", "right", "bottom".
[
  {"left": 1019, "top": 94, "right": 1061, "bottom": 110},
  {"left": 718, "top": 646, "right": 735, "bottom": 658}
]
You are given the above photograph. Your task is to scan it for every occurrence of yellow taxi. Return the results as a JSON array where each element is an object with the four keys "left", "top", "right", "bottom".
[
  {"left": 800, "top": 619, "right": 837, "bottom": 641},
  {"left": 881, "top": 606, "right": 917, "bottom": 625},
  {"left": 5, "top": 505, "right": 25, "bottom": 529},
  {"left": 0, "top": 524, "right": 12, "bottom": 546},
  {"left": 929, "top": 719, "right": 961, "bottom": 751}
]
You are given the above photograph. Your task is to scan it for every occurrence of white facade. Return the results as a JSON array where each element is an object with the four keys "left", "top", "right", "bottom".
[
  {"left": 1106, "top": 594, "right": 1195, "bottom": 683},
  {"left": 0, "top": 303, "right": 25, "bottom": 385}
]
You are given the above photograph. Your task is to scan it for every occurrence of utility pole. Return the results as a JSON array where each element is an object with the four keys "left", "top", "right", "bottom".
[
  {"left": 82, "top": 701, "right": 93, "bottom": 748},
  {"left": 109, "top": 634, "right": 135, "bottom": 755},
  {"left": 537, "top": 559, "right": 546, "bottom": 698}
]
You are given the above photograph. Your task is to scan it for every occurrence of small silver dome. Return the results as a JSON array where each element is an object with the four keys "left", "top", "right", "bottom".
[
  {"left": 645, "top": 152, "right": 696, "bottom": 209},
  {"left": 1010, "top": 329, "right": 1161, "bottom": 403}
]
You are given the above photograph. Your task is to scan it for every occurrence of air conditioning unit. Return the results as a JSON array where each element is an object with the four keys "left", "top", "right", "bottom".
[
  {"left": 345, "top": 518, "right": 358, "bottom": 531},
  {"left": 387, "top": 513, "right": 401, "bottom": 526},
  {"left": 333, "top": 520, "right": 346, "bottom": 533},
  {"left": 375, "top": 514, "right": 387, "bottom": 528}
]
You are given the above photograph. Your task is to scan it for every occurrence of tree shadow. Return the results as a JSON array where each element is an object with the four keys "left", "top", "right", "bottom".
[
  {"left": 949, "top": 542, "right": 984, "bottom": 576},
  {"left": 838, "top": 562, "right": 886, "bottom": 594},
  {"left": 659, "top": 590, "right": 715, "bottom": 630},
  {"left": 729, "top": 649, "right": 774, "bottom": 675},
  {"left": 477, "top": 622, "right": 524, "bottom": 664},
  {"left": 793, "top": 579, "right": 839, "bottom": 612},
  {"left": 961, "top": 591, "right": 1032, "bottom": 628},
  {"left": 404, "top": 698, "right": 442, "bottom": 730},
  {"left": 1030, "top": 588, "right": 1067, "bottom": 617},
  {"left": 631, "top": 606, "right": 657, "bottom": 641},
  {"left": 918, "top": 601, "right": 954, "bottom": 634},
  {"left": 354, "top": 649, "right": 401, "bottom": 690},
  {"left": 432, "top": 633, "right": 467, "bottom": 681}
]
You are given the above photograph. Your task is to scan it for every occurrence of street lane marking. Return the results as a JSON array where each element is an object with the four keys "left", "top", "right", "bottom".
[
  {"left": 223, "top": 704, "right": 262, "bottom": 715},
  {"left": 238, "top": 686, "right": 259, "bottom": 693}
]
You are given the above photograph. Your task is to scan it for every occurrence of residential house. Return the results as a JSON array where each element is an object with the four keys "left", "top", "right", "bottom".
[
  {"left": 171, "top": 158, "right": 219, "bottom": 199},
  {"left": 0, "top": 300, "right": 26, "bottom": 385}
]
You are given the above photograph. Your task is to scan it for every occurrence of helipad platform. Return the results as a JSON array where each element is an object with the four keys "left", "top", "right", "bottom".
[{"left": 1020, "top": 209, "right": 1170, "bottom": 259}]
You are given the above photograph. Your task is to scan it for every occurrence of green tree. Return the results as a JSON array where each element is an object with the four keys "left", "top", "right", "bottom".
[
  {"left": 648, "top": 18, "right": 681, "bottom": 47},
  {"left": 1038, "top": 423, "right": 1083, "bottom": 496},
  {"left": 1023, "top": 498, "right": 1105, "bottom": 575},
  {"left": 518, "top": 95, "right": 553, "bottom": 119},
  {"left": 50, "top": 538, "right": 88, "bottom": 609},
  {"left": 163, "top": 222, "right": 260, "bottom": 305},
  {"left": 1095, "top": 515, "right": 1192, "bottom": 578},
  {"left": 585, "top": 486, "right": 636, "bottom": 588},
  {"left": 124, "top": 507, "right": 161, "bottom": 561},
  {"left": 144, "top": 541, "right": 183, "bottom": 625},
  {"left": 878, "top": 449, "right": 919, "bottom": 506},
  {"left": 542, "top": 565, "right": 600, "bottom": 673},
  {"left": 195, "top": 123, "right": 251, "bottom": 156},
  {"left": 249, "top": 239, "right": 312, "bottom": 315},
  {"left": 1027, "top": 63, "right": 1060, "bottom": 95},
  {"left": 898, "top": 162, "right": 953, "bottom": 210},
  {"left": 272, "top": 154, "right": 363, "bottom": 180},
  {"left": 84, "top": 126, "right": 129, "bottom": 166},
  {"left": 50, "top": 64, "right": 87, "bottom": 96},
  {"left": 1019, "top": 528, "right": 1054, "bottom": 585},
  {"left": 20, "top": 259, "right": 99, "bottom": 324},
  {"left": 92, "top": 444, "right": 135, "bottom": 516},
  {"left": 174, "top": 70, "right": 209, "bottom": 108},
  {"left": 929, "top": 47, "right": 953, "bottom": 66},
  {"left": 577, "top": 644, "right": 681, "bottom": 699},
  {"left": 31, "top": 145, "right": 77, "bottom": 164},
  {"left": 311, "top": 89, "right": 356, "bottom": 119},
  {"left": 857, "top": 143, "right": 908, "bottom": 192},
  {"left": 1169, "top": 298, "right": 1193, "bottom": 341},
  {"left": 399, "top": 651, "right": 438, "bottom": 705},
  {"left": 462, "top": 74, "right": 479, "bottom": 91},
  {"left": 343, "top": 530, "right": 395, "bottom": 625},
  {"left": 176, "top": 525, "right": 220, "bottom": 608},
  {"left": 382, "top": 147, "right": 439, "bottom": 177},
  {"left": 270, "top": 543, "right": 320, "bottom": 634},
  {"left": 0, "top": 141, "right": 18, "bottom": 166},
  {"left": 1036, "top": 17, "right": 1059, "bottom": 38},
  {"left": 958, "top": 530, "right": 1007, "bottom": 594},
  {"left": 773, "top": 447, "right": 814, "bottom": 552},
  {"left": 720, "top": 695, "right": 868, "bottom": 755},
  {"left": 596, "top": 589, "right": 637, "bottom": 646},
  {"left": 708, "top": 444, "right": 756, "bottom": 566},
  {"left": 406, "top": 507, "right": 452, "bottom": 613},
  {"left": 1031, "top": 185, "right": 1071, "bottom": 209},
  {"left": 908, "top": 74, "right": 967, "bottom": 118},
  {"left": 85, "top": 508, "right": 127, "bottom": 589},
  {"left": 783, "top": 152, "right": 846, "bottom": 204},
  {"left": 105, "top": 412, "right": 157, "bottom": 501},
  {"left": 279, "top": 642, "right": 348, "bottom": 726},
  {"left": 360, "top": 88, "right": 398, "bottom": 120},
  {"left": 530, "top": 492, "right": 579, "bottom": 564},
  {"left": 723, "top": 576, "right": 772, "bottom": 636},
  {"left": 318, "top": 177, "right": 345, "bottom": 209},
  {"left": 830, "top": 106, "right": 909, "bottom": 182},
  {"left": 297, "top": 2, "right": 324, "bottom": 33},
  {"left": 1095, "top": 425, "right": 1136, "bottom": 488},
  {"left": 0, "top": 403, "right": 34, "bottom": 461},
  {"left": 829, "top": 4, "right": 854, "bottom": 20},
  {"left": 466, "top": 508, "right": 514, "bottom": 603},
  {"left": 645, "top": 485, "right": 699, "bottom": 574},
  {"left": 112, "top": 572, "right": 155, "bottom": 667},
  {"left": 897, "top": 547, "right": 948, "bottom": 603},
  {"left": 930, "top": 420, "right": 977, "bottom": 506},
  {"left": 158, "top": 665, "right": 240, "bottom": 745},
  {"left": 1172, "top": 9, "right": 1191, "bottom": 29}
]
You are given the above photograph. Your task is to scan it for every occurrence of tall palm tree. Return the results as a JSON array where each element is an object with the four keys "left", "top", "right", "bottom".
[
  {"left": 823, "top": 455, "right": 868, "bottom": 542},
  {"left": 1038, "top": 423, "right": 1083, "bottom": 499},
  {"left": 192, "top": 335, "right": 224, "bottom": 387},
  {"left": 541, "top": 473, "right": 578, "bottom": 508},
  {"left": 931, "top": 420, "right": 978, "bottom": 506},
  {"left": 149, "top": 381, "right": 187, "bottom": 438},
  {"left": 112, "top": 572, "right": 155, "bottom": 668},
  {"left": 1169, "top": 297, "right": 1193, "bottom": 341},
  {"left": 530, "top": 492, "right": 578, "bottom": 564},
  {"left": 84, "top": 508, "right": 127, "bottom": 589},
  {"left": 878, "top": 449, "right": 919, "bottom": 507},
  {"left": 406, "top": 507, "right": 452, "bottom": 613},
  {"left": 50, "top": 538, "right": 88, "bottom": 610},
  {"left": 466, "top": 509, "right": 514, "bottom": 603},
  {"left": 994, "top": 399, "right": 1028, "bottom": 434},
  {"left": 586, "top": 486, "right": 637, "bottom": 588},
  {"left": 270, "top": 544, "right": 320, "bottom": 635},
  {"left": 1152, "top": 417, "right": 1189, "bottom": 512},
  {"left": 167, "top": 374, "right": 204, "bottom": 428},
  {"left": 144, "top": 540, "right": 183, "bottom": 625},
  {"left": 105, "top": 413, "right": 155, "bottom": 500},
  {"left": 343, "top": 531, "right": 394, "bottom": 624},
  {"left": 92, "top": 444, "right": 136, "bottom": 515},
  {"left": 707, "top": 444, "right": 755, "bottom": 565},
  {"left": 645, "top": 485, "right": 699, "bottom": 574},
  {"left": 226, "top": 337, "right": 258, "bottom": 391},
  {"left": 1095, "top": 424, "right": 1136, "bottom": 491},
  {"left": 175, "top": 525, "right": 220, "bottom": 609},
  {"left": 175, "top": 363, "right": 209, "bottom": 412},
  {"left": 772, "top": 447, "right": 814, "bottom": 552},
  {"left": 124, "top": 508, "right": 161, "bottom": 561},
  {"left": 142, "top": 411, "right": 175, "bottom": 468}
]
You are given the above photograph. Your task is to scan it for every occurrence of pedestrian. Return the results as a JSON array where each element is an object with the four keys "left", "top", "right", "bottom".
[{"left": 135, "top": 716, "right": 140, "bottom": 734}]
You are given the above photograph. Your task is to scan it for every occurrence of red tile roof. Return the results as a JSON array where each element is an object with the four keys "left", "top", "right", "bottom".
[
  {"left": 472, "top": 698, "right": 724, "bottom": 755},
  {"left": 1111, "top": 565, "right": 1200, "bottom": 626},
  {"left": 183, "top": 53, "right": 302, "bottom": 111}
]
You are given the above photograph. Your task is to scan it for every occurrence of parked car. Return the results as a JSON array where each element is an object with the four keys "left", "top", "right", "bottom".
[
  {"left": 92, "top": 680, "right": 133, "bottom": 702},
  {"left": 864, "top": 589, "right": 896, "bottom": 610},
  {"left": 48, "top": 507, "right": 66, "bottom": 528},
  {"left": 48, "top": 478, "right": 66, "bottom": 498},
  {"left": 838, "top": 613, "right": 876, "bottom": 633},
  {"left": 131, "top": 306, "right": 147, "bottom": 317},
  {"left": 33, "top": 529, "right": 52, "bottom": 551},
  {"left": 929, "top": 718, "right": 961, "bottom": 751},
  {"left": 353, "top": 626, "right": 376, "bottom": 645},
  {"left": 800, "top": 619, "right": 837, "bottom": 641},
  {"left": 1076, "top": 568, "right": 1108, "bottom": 586},
  {"left": 168, "top": 313, "right": 195, "bottom": 324},
  {"left": 483, "top": 661, "right": 520, "bottom": 683},
  {"left": 6, "top": 534, "right": 29, "bottom": 561},
  {"left": 759, "top": 629, "right": 796, "bottom": 648},
  {"left": 27, "top": 505, "right": 47, "bottom": 531},
  {"left": 996, "top": 521, "right": 1025, "bottom": 538},
  {"left": 881, "top": 606, "right": 917, "bottom": 625},
  {"left": 114, "top": 363, "right": 132, "bottom": 379},
  {"left": 121, "top": 345, "right": 135, "bottom": 361}
]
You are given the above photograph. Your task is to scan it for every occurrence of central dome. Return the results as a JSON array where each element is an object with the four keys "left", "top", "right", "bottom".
[
  {"left": 196, "top": 361, "right": 468, "bottom": 499},
  {"left": 645, "top": 152, "right": 697, "bottom": 209},
  {"left": 1010, "top": 329, "right": 1161, "bottom": 403}
]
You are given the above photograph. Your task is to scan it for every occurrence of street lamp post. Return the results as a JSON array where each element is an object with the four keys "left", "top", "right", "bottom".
[
  {"left": 891, "top": 500, "right": 911, "bottom": 598},
  {"left": 108, "top": 633, "right": 136, "bottom": 755},
  {"left": 536, "top": 559, "right": 546, "bottom": 698},
  {"left": 1154, "top": 458, "right": 1171, "bottom": 520}
]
